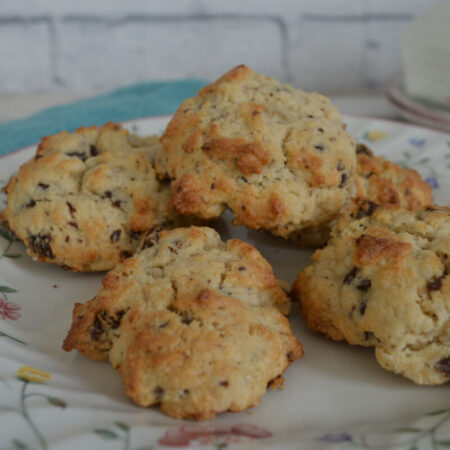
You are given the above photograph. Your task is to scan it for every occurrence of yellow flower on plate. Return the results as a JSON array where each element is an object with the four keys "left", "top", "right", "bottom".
[
  {"left": 365, "top": 130, "right": 387, "bottom": 142},
  {"left": 17, "top": 366, "right": 51, "bottom": 383}
]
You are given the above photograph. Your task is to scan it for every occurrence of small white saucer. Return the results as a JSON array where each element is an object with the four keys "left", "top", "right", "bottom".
[{"left": 385, "top": 75, "right": 450, "bottom": 133}]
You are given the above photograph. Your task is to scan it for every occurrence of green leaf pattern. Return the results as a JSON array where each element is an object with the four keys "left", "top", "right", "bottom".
[
  {"left": 0, "top": 224, "right": 24, "bottom": 344},
  {"left": 0, "top": 373, "right": 67, "bottom": 450},
  {"left": 331, "top": 409, "right": 450, "bottom": 449}
]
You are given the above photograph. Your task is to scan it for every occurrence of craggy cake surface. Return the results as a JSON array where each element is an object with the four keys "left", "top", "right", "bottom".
[
  {"left": 292, "top": 144, "right": 433, "bottom": 247},
  {"left": 1, "top": 123, "right": 180, "bottom": 271},
  {"left": 63, "top": 226, "right": 303, "bottom": 420},
  {"left": 156, "top": 64, "right": 357, "bottom": 238},
  {"left": 354, "top": 144, "right": 432, "bottom": 210},
  {"left": 292, "top": 201, "right": 450, "bottom": 385}
]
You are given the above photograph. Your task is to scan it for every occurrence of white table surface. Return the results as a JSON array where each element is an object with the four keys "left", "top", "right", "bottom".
[{"left": 0, "top": 92, "right": 400, "bottom": 124}]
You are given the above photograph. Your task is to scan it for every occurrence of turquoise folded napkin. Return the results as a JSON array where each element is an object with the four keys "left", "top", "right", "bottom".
[{"left": 0, "top": 80, "right": 207, "bottom": 156}]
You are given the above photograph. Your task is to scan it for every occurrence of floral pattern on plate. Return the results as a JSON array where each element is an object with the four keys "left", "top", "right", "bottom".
[
  {"left": 318, "top": 409, "right": 450, "bottom": 449},
  {"left": 0, "top": 297, "right": 21, "bottom": 321},
  {"left": 0, "top": 116, "right": 449, "bottom": 450},
  {"left": 0, "top": 367, "right": 66, "bottom": 450}
]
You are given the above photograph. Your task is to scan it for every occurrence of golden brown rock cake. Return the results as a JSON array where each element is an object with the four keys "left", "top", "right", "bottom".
[
  {"left": 156, "top": 64, "right": 357, "bottom": 239},
  {"left": 293, "top": 201, "right": 449, "bottom": 385},
  {"left": 64, "top": 226, "right": 303, "bottom": 419},
  {"left": 1, "top": 123, "right": 182, "bottom": 271}
]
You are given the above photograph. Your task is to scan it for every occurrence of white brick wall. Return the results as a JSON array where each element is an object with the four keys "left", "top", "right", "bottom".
[
  {"left": 55, "top": 17, "right": 284, "bottom": 90},
  {"left": 0, "top": 0, "right": 438, "bottom": 95},
  {"left": 0, "top": 19, "right": 52, "bottom": 91}
]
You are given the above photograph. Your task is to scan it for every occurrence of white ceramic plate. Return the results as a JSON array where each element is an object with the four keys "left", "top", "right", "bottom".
[{"left": 0, "top": 116, "right": 449, "bottom": 450}]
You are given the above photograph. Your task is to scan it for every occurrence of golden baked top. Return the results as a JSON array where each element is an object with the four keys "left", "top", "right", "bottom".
[
  {"left": 293, "top": 201, "right": 450, "bottom": 385},
  {"left": 63, "top": 226, "right": 303, "bottom": 419},
  {"left": 156, "top": 65, "right": 357, "bottom": 239},
  {"left": 354, "top": 144, "right": 432, "bottom": 210},
  {"left": 1, "top": 123, "right": 180, "bottom": 271}
]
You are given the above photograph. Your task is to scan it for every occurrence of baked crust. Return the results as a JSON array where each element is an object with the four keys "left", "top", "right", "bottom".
[
  {"left": 1, "top": 123, "right": 183, "bottom": 271},
  {"left": 64, "top": 226, "right": 303, "bottom": 419},
  {"left": 156, "top": 65, "right": 357, "bottom": 238},
  {"left": 354, "top": 144, "right": 432, "bottom": 210},
  {"left": 292, "top": 143, "right": 433, "bottom": 247},
  {"left": 293, "top": 201, "right": 450, "bottom": 385}
]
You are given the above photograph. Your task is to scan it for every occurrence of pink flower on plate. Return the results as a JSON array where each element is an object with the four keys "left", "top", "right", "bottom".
[
  {"left": 158, "top": 423, "right": 272, "bottom": 447},
  {"left": 0, "top": 298, "right": 21, "bottom": 320}
]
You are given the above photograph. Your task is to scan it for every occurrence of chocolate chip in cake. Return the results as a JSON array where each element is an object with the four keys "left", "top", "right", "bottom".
[
  {"left": 357, "top": 279, "right": 371, "bottom": 292},
  {"left": 435, "top": 356, "right": 450, "bottom": 374},
  {"left": 141, "top": 226, "right": 164, "bottom": 249},
  {"left": 355, "top": 200, "right": 380, "bottom": 219},
  {"left": 67, "top": 202, "right": 76, "bottom": 215},
  {"left": 90, "top": 317, "right": 104, "bottom": 341},
  {"left": 359, "top": 301, "right": 367, "bottom": 315},
  {"left": 110, "top": 229, "right": 121, "bottom": 243},
  {"left": 356, "top": 144, "right": 373, "bottom": 157},
  {"left": 364, "top": 331, "right": 374, "bottom": 340},
  {"left": 427, "top": 274, "right": 445, "bottom": 292},
  {"left": 110, "top": 310, "right": 125, "bottom": 329},
  {"left": 99, "top": 309, "right": 125, "bottom": 329},
  {"left": 65, "top": 151, "right": 87, "bottom": 162},
  {"left": 339, "top": 173, "right": 348, "bottom": 187},
  {"left": 154, "top": 386, "right": 165, "bottom": 399},
  {"left": 130, "top": 230, "right": 142, "bottom": 241},
  {"left": 343, "top": 266, "right": 358, "bottom": 285},
  {"left": 29, "top": 233, "right": 54, "bottom": 259},
  {"left": 90, "top": 145, "right": 99, "bottom": 157},
  {"left": 181, "top": 317, "right": 193, "bottom": 325}
]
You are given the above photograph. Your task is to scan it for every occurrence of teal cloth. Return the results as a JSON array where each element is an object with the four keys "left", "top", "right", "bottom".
[{"left": 0, "top": 80, "right": 207, "bottom": 156}]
